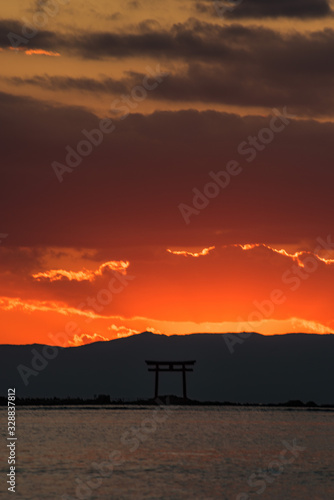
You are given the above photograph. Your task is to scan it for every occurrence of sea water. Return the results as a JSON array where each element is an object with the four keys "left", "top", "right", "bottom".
[{"left": 0, "top": 406, "right": 333, "bottom": 499}]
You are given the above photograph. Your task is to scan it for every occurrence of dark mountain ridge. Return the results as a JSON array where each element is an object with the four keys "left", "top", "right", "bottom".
[{"left": 1, "top": 332, "right": 333, "bottom": 404}]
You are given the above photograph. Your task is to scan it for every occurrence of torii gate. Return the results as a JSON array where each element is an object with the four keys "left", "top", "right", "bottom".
[{"left": 145, "top": 360, "right": 196, "bottom": 399}]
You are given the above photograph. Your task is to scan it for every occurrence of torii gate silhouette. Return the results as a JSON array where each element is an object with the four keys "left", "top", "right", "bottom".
[{"left": 145, "top": 360, "right": 196, "bottom": 399}]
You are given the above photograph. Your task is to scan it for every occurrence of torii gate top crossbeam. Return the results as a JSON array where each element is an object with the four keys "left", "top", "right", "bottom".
[{"left": 145, "top": 360, "right": 196, "bottom": 366}]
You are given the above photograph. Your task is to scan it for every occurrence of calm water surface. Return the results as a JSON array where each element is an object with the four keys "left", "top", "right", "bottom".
[{"left": 1, "top": 406, "right": 333, "bottom": 499}]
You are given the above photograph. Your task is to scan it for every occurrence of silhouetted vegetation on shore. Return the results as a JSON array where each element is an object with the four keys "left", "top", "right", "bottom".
[{"left": 0, "top": 394, "right": 333, "bottom": 408}]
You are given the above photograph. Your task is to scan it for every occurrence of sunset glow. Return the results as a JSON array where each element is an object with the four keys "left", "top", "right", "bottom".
[
  {"left": 166, "top": 246, "right": 216, "bottom": 257},
  {"left": 1, "top": 0, "right": 334, "bottom": 347},
  {"left": 8, "top": 47, "right": 60, "bottom": 56},
  {"left": 232, "top": 243, "right": 334, "bottom": 268},
  {"left": 32, "top": 260, "right": 130, "bottom": 282}
]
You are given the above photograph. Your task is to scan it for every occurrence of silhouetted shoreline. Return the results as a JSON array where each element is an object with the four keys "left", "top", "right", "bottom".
[
  {"left": 2, "top": 333, "right": 334, "bottom": 404},
  {"left": 1, "top": 395, "right": 333, "bottom": 408}
]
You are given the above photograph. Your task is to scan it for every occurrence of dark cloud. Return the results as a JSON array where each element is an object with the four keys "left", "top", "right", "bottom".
[
  {"left": 1, "top": 18, "right": 234, "bottom": 59},
  {"left": 1, "top": 17, "right": 331, "bottom": 73},
  {"left": 196, "top": 0, "right": 332, "bottom": 19},
  {"left": 1, "top": 91, "right": 334, "bottom": 251},
  {"left": 151, "top": 55, "right": 334, "bottom": 115},
  {"left": 2, "top": 17, "right": 334, "bottom": 97},
  {"left": 7, "top": 75, "right": 128, "bottom": 94},
  {"left": 71, "top": 19, "right": 232, "bottom": 60},
  {"left": 228, "top": 0, "right": 332, "bottom": 18},
  {"left": 7, "top": 21, "right": 334, "bottom": 116},
  {"left": 194, "top": 1, "right": 211, "bottom": 14},
  {"left": 1, "top": 19, "right": 66, "bottom": 51}
]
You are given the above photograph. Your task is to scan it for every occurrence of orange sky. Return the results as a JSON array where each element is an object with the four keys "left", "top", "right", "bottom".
[{"left": 1, "top": 0, "right": 334, "bottom": 345}]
